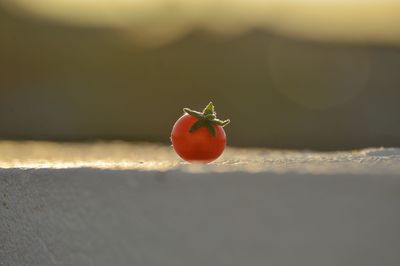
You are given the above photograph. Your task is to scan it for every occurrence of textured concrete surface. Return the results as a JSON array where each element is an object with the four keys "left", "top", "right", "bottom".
[{"left": 1, "top": 142, "right": 400, "bottom": 266}]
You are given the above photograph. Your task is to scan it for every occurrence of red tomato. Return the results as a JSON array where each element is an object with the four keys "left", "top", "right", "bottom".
[{"left": 171, "top": 102, "right": 230, "bottom": 163}]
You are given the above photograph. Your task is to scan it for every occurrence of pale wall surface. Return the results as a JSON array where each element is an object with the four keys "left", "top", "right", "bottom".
[{"left": 1, "top": 142, "right": 400, "bottom": 266}]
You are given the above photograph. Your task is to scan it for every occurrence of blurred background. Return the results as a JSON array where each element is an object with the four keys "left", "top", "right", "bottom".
[{"left": 1, "top": 0, "right": 399, "bottom": 150}]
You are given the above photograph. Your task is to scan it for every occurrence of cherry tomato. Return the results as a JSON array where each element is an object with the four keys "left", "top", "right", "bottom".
[{"left": 171, "top": 102, "right": 230, "bottom": 163}]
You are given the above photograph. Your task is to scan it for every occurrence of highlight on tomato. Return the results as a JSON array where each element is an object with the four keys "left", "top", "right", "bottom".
[{"left": 171, "top": 102, "right": 230, "bottom": 163}]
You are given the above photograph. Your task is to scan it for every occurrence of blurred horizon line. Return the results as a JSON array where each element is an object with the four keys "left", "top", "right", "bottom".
[{"left": 2, "top": 0, "right": 400, "bottom": 47}]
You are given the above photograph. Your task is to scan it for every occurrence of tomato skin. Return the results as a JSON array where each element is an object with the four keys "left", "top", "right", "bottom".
[{"left": 171, "top": 114, "right": 226, "bottom": 163}]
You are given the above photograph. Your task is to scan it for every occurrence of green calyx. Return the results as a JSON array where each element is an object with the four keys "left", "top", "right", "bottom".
[{"left": 183, "top": 102, "right": 230, "bottom": 137}]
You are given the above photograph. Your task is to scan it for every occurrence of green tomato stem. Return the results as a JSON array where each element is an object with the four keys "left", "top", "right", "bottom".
[{"left": 183, "top": 102, "right": 230, "bottom": 137}]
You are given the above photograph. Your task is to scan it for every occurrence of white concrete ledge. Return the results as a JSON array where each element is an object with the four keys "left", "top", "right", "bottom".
[{"left": 1, "top": 142, "right": 400, "bottom": 265}]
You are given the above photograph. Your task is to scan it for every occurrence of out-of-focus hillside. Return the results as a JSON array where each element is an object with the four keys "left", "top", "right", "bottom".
[{"left": 1, "top": 3, "right": 400, "bottom": 149}]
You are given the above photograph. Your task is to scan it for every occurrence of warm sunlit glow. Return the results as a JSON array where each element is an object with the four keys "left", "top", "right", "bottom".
[
  {"left": 2, "top": 0, "right": 400, "bottom": 45},
  {"left": 0, "top": 141, "right": 399, "bottom": 175},
  {"left": 0, "top": 141, "right": 179, "bottom": 171}
]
